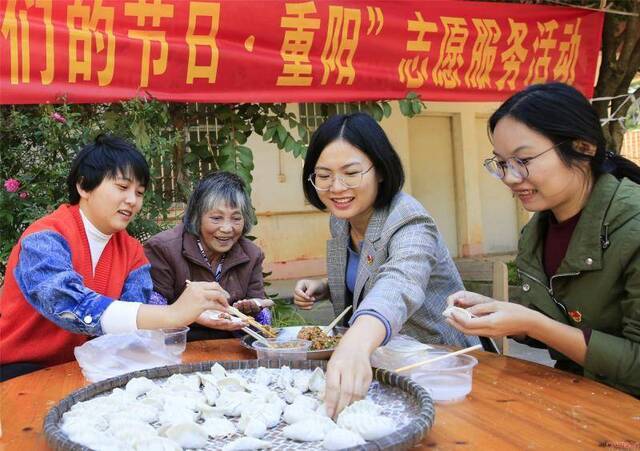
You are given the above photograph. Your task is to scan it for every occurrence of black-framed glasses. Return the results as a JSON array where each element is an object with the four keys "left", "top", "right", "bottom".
[
  {"left": 308, "top": 165, "right": 374, "bottom": 191},
  {"left": 483, "top": 141, "right": 567, "bottom": 182}
]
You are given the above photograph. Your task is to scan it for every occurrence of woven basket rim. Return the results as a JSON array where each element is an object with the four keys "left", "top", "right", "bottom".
[{"left": 44, "top": 359, "right": 435, "bottom": 451}]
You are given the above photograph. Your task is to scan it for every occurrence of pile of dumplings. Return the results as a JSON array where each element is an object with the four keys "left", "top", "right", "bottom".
[{"left": 59, "top": 363, "right": 397, "bottom": 450}]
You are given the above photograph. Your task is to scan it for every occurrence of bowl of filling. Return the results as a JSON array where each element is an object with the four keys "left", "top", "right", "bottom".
[{"left": 241, "top": 326, "right": 346, "bottom": 360}]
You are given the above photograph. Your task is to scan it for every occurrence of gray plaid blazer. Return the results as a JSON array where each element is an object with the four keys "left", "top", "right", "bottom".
[{"left": 327, "top": 192, "right": 479, "bottom": 347}]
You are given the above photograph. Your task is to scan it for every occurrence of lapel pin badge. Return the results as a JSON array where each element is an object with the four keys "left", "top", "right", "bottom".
[
  {"left": 366, "top": 254, "right": 374, "bottom": 265},
  {"left": 568, "top": 310, "right": 582, "bottom": 323}
]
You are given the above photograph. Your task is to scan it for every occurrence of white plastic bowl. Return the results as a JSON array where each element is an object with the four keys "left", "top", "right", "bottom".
[
  {"left": 161, "top": 326, "right": 190, "bottom": 356},
  {"left": 409, "top": 351, "right": 478, "bottom": 403},
  {"left": 252, "top": 339, "right": 311, "bottom": 361}
]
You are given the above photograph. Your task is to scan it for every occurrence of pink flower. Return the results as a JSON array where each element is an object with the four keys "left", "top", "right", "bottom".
[
  {"left": 19, "top": 191, "right": 29, "bottom": 200},
  {"left": 51, "top": 112, "right": 66, "bottom": 123},
  {"left": 4, "top": 178, "right": 20, "bottom": 193}
]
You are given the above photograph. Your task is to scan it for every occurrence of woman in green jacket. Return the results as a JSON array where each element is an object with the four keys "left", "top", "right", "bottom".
[{"left": 447, "top": 82, "right": 640, "bottom": 397}]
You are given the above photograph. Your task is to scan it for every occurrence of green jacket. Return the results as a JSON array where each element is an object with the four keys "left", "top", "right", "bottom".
[{"left": 515, "top": 173, "right": 640, "bottom": 397}]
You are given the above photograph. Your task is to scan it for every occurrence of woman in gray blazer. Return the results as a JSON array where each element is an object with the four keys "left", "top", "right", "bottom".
[{"left": 294, "top": 112, "right": 479, "bottom": 417}]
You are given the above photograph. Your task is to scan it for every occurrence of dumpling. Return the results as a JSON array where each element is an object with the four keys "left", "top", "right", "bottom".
[
  {"left": 109, "top": 422, "right": 157, "bottom": 442},
  {"left": 215, "top": 390, "right": 253, "bottom": 417},
  {"left": 322, "top": 428, "right": 366, "bottom": 450},
  {"left": 276, "top": 365, "right": 293, "bottom": 389},
  {"left": 217, "top": 375, "right": 248, "bottom": 392},
  {"left": 240, "top": 403, "right": 281, "bottom": 429},
  {"left": 157, "top": 406, "right": 199, "bottom": 425},
  {"left": 211, "top": 362, "right": 228, "bottom": 380},
  {"left": 308, "top": 367, "right": 325, "bottom": 393},
  {"left": 243, "top": 418, "right": 267, "bottom": 438},
  {"left": 442, "top": 305, "right": 474, "bottom": 321},
  {"left": 126, "top": 402, "right": 159, "bottom": 423},
  {"left": 125, "top": 377, "right": 157, "bottom": 397},
  {"left": 253, "top": 367, "right": 273, "bottom": 386},
  {"left": 201, "top": 416, "right": 237, "bottom": 438},
  {"left": 283, "top": 403, "right": 316, "bottom": 424},
  {"left": 133, "top": 436, "right": 182, "bottom": 451},
  {"left": 337, "top": 413, "right": 396, "bottom": 440},
  {"left": 283, "top": 386, "right": 303, "bottom": 404},
  {"left": 203, "top": 382, "right": 220, "bottom": 405},
  {"left": 161, "top": 421, "right": 209, "bottom": 448},
  {"left": 164, "top": 373, "right": 200, "bottom": 392},
  {"left": 282, "top": 417, "right": 335, "bottom": 442},
  {"left": 293, "top": 370, "right": 311, "bottom": 393},
  {"left": 222, "top": 437, "right": 272, "bottom": 450},
  {"left": 340, "top": 399, "right": 382, "bottom": 416},
  {"left": 291, "top": 394, "right": 319, "bottom": 410}
]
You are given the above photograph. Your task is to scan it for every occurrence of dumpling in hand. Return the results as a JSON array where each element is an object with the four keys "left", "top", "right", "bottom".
[
  {"left": 322, "top": 428, "right": 366, "bottom": 450},
  {"left": 222, "top": 437, "right": 272, "bottom": 450},
  {"left": 442, "top": 305, "right": 474, "bottom": 321}
]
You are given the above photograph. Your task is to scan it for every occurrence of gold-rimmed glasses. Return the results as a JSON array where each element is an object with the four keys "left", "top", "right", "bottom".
[
  {"left": 483, "top": 141, "right": 567, "bottom": 182},
  {"left": 308, "top": 165, "right": 374, "bottom": 191}
]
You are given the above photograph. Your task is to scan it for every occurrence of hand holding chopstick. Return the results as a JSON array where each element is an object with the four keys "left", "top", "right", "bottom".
[{"left": 394, "top": 344, "right": 483, "bottom": 373}]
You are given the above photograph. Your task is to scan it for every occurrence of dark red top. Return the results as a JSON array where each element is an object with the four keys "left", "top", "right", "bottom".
[{"left": 543, "top": 211, "right": 582, "bottom": 278}]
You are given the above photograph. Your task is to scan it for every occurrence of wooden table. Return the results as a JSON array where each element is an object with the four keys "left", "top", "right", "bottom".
[{"left": 1, "top": 339, "right": 639, "bottom": 450}]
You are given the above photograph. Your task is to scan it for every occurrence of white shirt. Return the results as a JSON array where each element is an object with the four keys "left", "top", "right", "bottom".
[{"left": 80, "top": 208, "right": 141, "bottom": 334}]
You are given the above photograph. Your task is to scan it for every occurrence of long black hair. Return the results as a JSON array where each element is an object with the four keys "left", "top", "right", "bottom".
[{"left": 489, "top": 82, "right": 640, "bottom": 184}]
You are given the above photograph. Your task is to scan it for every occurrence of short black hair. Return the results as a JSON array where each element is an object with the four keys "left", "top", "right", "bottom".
[
  {"left": 183, "top": 171, "right": 255, "bottom": 236},
  {"left": 67, "top": 134, "right": 150, "bottom": 204},
  {"left": 302, "top": 112, "right": 404, "bottom": 210}
]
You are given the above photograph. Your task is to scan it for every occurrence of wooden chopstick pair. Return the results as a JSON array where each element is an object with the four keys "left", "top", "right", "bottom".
[
  {"left": 394, "top": 344, "right": 483, "bottom": 373},
  {"left": 241, "top": 325, "right": 273, "bottom": 347},
  {"left": 228, "top": 305, "right": 277, "bottom": 338}
]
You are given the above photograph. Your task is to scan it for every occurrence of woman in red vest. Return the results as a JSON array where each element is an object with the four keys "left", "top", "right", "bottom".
[{"left": 0, "top": 135, "right": 228, "bottom": 381}]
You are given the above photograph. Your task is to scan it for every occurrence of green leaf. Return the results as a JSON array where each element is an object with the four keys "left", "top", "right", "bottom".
[
  {"left": 263, "top": 126, "right": 276, "bottom": 142},
  {"left": 276, "top": 124, "right": 287, "bottom": 143},
  {"left": 382, "top": 102, "right": 392, "bottom": 118},
  {"left": 411, "top": 100, "right": 422, "bottom": 115},
  {"left": 399, "top": 99, "right": 411, "bottom": 116}
]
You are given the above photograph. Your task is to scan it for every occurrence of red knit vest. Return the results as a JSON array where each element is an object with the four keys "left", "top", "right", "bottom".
[{"left": 0, "top": 204, "right": 147, "bottom": 367}]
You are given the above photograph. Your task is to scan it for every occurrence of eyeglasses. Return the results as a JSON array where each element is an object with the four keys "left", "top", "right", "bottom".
[
  {"left": 308, "top": 165, "right": 374, "bottom": 191},
  {"left": 483, "top": 141, "right": 567, "bottom": 182}
]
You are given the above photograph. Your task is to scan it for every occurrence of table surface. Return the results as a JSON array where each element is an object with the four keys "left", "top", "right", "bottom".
[{"left": 1, "top": 339, "right": 639, "bottom": 450}]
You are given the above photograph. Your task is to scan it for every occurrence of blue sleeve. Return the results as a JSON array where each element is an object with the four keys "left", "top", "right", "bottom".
[
  {"left": 349, "top": 309, "right": 393, "bottom": 345},
  {"left": 119, "top": 264, "right": 154, "bottom": 303},
  {"left": 15, "top": 231, "right": 112, "bottom": 336}
]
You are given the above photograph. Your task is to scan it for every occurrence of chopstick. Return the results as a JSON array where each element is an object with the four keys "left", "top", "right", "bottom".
[
  {"left": 186, "top": 279, "right": 277, "bottom": 339},
  {"left": 394, "top": 344, "right": 483, "bottom": 373},
  {"left": 228, "top": 305, "right": 277, "bottom": 338},
  {"left": 324, "top": 306, "right": 352, "bottom": 333},
  {"left": 242, "top": 326, "right": 273, "bottom": 347}
]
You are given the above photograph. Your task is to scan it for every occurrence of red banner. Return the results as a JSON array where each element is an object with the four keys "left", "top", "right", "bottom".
[{"left": 0, "top": 0, "right": 603, "bottom": 104}]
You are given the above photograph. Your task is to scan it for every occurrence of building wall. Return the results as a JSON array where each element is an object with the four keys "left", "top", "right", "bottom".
[{"left": 251, "top": 101, "right": 523, "bottom": 280}]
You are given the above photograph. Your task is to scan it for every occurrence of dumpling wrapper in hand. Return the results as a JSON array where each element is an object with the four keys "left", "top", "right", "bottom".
[{"left": 442, "top": 305, "right": 474, "bottom": 321}]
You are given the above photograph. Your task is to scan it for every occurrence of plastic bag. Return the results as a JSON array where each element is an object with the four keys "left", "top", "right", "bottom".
[
  {"left": 370, "top": 334, "right": 435, "bottom": 372},
  {"left": 74, "top": 330, "right": 181, "bottom": 383}
]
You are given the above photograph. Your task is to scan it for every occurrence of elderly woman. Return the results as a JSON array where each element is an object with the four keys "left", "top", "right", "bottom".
[{"left": 144, "top": 171, "right": 271, "bottom": 341}]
